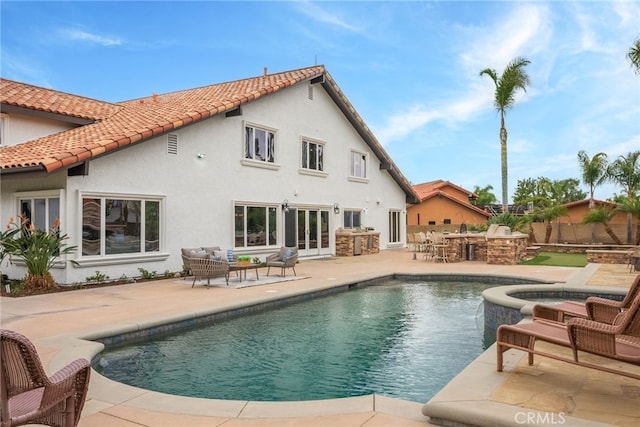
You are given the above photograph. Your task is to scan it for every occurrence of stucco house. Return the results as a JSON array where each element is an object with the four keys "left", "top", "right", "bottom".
[
  {"left": 560, "top": 199, "right": 627, "bottom": 225},
  {"left": 0, "top": 66, "right": 419, "bottom": 284},
  {"left": 407, "top": 180, "right": 490, "bottom": 230}
]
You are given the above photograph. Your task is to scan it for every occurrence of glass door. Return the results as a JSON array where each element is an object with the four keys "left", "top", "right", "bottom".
[{"left": 284, "top": 207, "right": 331, "bottom": 256}]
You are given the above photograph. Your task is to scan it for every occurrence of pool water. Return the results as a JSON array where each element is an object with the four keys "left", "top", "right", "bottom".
[{"left": 95, "top": 280, "right": 495, "bottom": 403}]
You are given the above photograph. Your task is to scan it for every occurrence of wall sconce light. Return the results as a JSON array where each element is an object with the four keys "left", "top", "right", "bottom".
[
  {"left": 196, "top": 153, "right": 207, "bottom": 159},
  {"left": 282, "top": 199, "right": 290, "bottom": 213},
  {"left": 333, "top": 203, "right": 340, "bottom": 214}
]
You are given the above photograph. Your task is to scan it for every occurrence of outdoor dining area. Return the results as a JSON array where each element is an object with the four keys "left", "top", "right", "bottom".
[{"left": 409, "top": 225, "right": 530, "bottom": 265}]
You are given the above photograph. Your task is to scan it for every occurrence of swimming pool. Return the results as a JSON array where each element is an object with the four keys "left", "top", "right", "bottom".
[{"left": 95, "top": 280, "right": 496, "bottom": 403}]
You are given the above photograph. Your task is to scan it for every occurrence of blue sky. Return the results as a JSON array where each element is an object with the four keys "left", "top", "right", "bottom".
[{"left": 2, "top": 1, "right": 639, "bottom": 202}]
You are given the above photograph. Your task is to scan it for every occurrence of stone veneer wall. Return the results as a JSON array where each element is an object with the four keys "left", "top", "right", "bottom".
[
  {"left": 587, "top": 250, "right": 632, "bottom": 264},
  {"left": 335, "top": 231, "right": 380, "bottom": 256},
  {"left": 486, "top": 235, "right": 528, "bottom": 265}
]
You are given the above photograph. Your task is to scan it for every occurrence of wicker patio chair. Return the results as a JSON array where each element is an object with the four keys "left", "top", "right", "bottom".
[
  {"left": 496, "top": 288, "right": 640, "bottom": 380},
  {"left": 1, "top": 329, "right": 91, "bottom": 427},
  {"left": 189, "top": 257, "right": 229, "bottom": 288},
  {"left": 265, "top": 246, "right": 298, "bottom": 277},
  {"left": 533, "top": 274, "right": 640, "bottom": 324}
]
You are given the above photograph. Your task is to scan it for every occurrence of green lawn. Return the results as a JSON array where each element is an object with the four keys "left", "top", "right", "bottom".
[{"left": 520, "top": 251, "right": 588, "bottom": 267}]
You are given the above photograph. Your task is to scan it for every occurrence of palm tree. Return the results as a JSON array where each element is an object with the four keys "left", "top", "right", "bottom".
[
  {"left": 628, "top": 37, "right": 640, "bottom": 75},
  {"left": 539, "top": 205, "right": 567, "bottom": 243},
  {"left": 480, "top": 57, "right": 531, "bottom": 213},
  {"left": 471, "top": 185, "right": 497, "bottom": 208},
  {"left": 582, "top": 206, "right": 623, "bottom": 245},
  {"left": 607, "top": 151, "right": 640, "bottom": 244},
  {"left": 577, "top": 150, "right": 609, "bottom": 243},
  {"left": 616, "top": 196, "right": 640, "bottom": 245}
]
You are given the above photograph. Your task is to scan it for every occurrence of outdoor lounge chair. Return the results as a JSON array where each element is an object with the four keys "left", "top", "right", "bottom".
[
  {"left": 496, "top": 288, "right": 640, "bottom": 380},
  {"left": 189, "top": 257, "right": 230, "bottom": 288},
  {"left": 533, "top": 274, "right": 640, "bottom": 324},
  {"left": 180, "top": 246, "right": 221, "bottom": 277},
  {"left": 266, "top": 246, "right": 298, "bottom": 277},
  {"left": 1, "top": 329, "right": 91, "bottom": 427}
]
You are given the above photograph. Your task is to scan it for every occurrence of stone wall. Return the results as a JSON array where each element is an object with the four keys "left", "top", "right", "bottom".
[
  {"left": 336, "top": 231, "right": 380, "bottom": 256},
  {"left": 486, "top": 235, "right": 528, "bottom": 265},
  {"left": 586, "top": 250, "right": 632, "bottom": 264}
]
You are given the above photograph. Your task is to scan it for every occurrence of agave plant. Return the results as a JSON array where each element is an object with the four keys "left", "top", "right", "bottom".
[{"left": 1, "top": 215, "right": 77, "bottom": 290}]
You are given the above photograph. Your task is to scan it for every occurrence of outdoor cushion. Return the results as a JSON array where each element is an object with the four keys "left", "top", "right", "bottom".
[
  {"left": 190, "top": 250, "right": 209, "bottom": 259},
  {"left": 282, "top": 249, "right": 294, "bottom": 261},
  {"left": 202, "top": 246, "right": 221, "bottom": 254}
]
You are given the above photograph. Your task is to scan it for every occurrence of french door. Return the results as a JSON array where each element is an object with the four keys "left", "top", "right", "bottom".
[{"left": 284, "top": 207, "right": 331, "bottom": 256}]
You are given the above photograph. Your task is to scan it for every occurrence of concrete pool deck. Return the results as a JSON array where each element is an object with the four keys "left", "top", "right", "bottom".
[{"left": 1, "top": 249, "right": 638, "bottom": 426}]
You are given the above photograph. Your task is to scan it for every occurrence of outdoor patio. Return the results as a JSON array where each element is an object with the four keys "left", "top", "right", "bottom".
[{"left": 1, "top": 249, "right": 638, "bottom": 426}]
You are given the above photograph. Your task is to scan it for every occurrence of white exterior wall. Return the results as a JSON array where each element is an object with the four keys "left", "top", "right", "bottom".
[
  {"left": 1, "top": 112, "right": 76, "bottom": 146},
  {"left": 1, "top": 82, "right": 407, "bottom": 284}
]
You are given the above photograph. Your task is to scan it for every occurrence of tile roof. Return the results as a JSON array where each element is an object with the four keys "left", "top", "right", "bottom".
[
  {"left": 413, "top": 180, "right": 476, "bottom": 201},
  {"left": 0, "top": 66, "right": 419, "bottom": 203},
  {"left": 0, "top": 78, "right": 121, "bottom": 121}
]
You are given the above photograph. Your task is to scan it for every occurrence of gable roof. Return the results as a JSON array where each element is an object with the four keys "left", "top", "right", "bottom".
[
  {"left": 561, "top": 199, "right": 618, "bottom": 209},
  {"left": 0, "top": 78, "right": 121, "bottom": 123},
  {"left": 413, "top": 180, "right": 477, "bottom": 201},
  {"left": 0, "top": 66, "right": 419, "bottom": 203},
  {"left": 412, "top": 180, "right": 489, "bottom": 217}
]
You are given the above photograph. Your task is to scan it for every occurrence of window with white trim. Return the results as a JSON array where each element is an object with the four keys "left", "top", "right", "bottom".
[
  {"left": 81, "top": 195, "right": 161, "bottom": 256},
  {"left": 350, "top": 150, "right": 367, "bottom": 178},
  {"left": 301, "top": 139, "right": 324, "bottom": 172},
  {"left": 388, "top": 210, "right": 402, "bottom": 243},
  {"left": 17, "top": 192, "right": 61, "bottom": 232},
  {"left": 0, "top": 113, "right": 7, "bottom": 146},
  {"left": 244, "top": 124, "right": 276, "bottom": 163},
  {"left": 234, "top": 204, "right": 278, "bottom": 248},
  {"left": 343, "top": 210, "right": 362, "bottom": 229}
]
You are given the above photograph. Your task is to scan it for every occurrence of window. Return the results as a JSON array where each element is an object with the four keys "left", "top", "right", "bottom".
[
  {"left": 350, "top": 150, "right": 367, "bottom": 179},
  {"left": 81, "top": 196, "right": 161, "bottom": 256},
  {"left": 343, "top": 210, "right": 362, "bottom": 229},
  {"left": 234, "top": 204, "right": 278, "bottom": 248},
  {"left": 17, "top": 193, "right": 60, "bottom": 232},
  {"left": 245, "top": 124, "right": 276, "bottom": 163},
  {"left": 301, "top": 139, "right": 324, "bottom": 172},
  {"left": 443, "top": 219, "right": 451, "bottom": 225},
  {"left": 0, "top": 113, "right": 6, "bottom": 146},
  {"left": 389, "top": 210, "right": 401, "bottom": 243}
]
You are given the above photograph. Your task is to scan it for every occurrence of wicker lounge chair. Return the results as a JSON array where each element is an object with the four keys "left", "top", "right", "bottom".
[
  {"left": 189, "top": 257, "right": 229, "bottom": 288},
  {"left": 266, "top": 246, "right": 298, "bottom": 277},
  {"left": 496, "top": 288, "right": 640, "bottom": 380},
  {"left": 1, "top": 329, "right": 91, "bottom": 427},
  {"left": 180, "top": 246, "right": 221, "bottom": 277},
  {"left": 533, "top": 274, "right": 640, "bottom": 324}
]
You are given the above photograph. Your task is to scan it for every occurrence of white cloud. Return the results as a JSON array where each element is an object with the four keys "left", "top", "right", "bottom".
[
  {"left": 459, "top": 4, "right": 552, "bottom": 75},
  {"left": 60, "top": 29, "right": 122, "bottom": 46},
  {"left": 376, "top": 3, "right": 551, "bottom": 146},
  {"left": 293, "top": 1, "right": 364, "bottom": 33}
]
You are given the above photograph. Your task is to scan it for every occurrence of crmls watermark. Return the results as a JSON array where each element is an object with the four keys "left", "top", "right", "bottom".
[{"left": 515, "top": 411, "right": 566, "bottom": 425}]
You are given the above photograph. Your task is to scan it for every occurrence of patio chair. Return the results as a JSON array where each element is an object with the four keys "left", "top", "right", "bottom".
[
  {"left": 496, "top": 288, "right": 640, "bottom": 380},
  {"left": 1, "top": 329, "right": 91, "bottom": 427},
  {"left": 189, "top": 257, "right": 229, "bottom": 288},
  {"left": 266, "top": 246, "right": 298, "bottom": 277},
  {"left": 533, "top": 274, "right": 640, "bottom": 324},
  {"left": 181, "top": 247, "right": 221, "bottom": 276}
]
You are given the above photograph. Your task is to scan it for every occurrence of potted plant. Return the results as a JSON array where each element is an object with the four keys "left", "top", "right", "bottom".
[{"left": 237, "top": 256, "right": 251, "bottom": 266}]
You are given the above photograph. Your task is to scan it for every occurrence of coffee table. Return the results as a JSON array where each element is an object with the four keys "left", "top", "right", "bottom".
[{"left": 229, "top": 263, "right": 261, "bottom": 282}]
